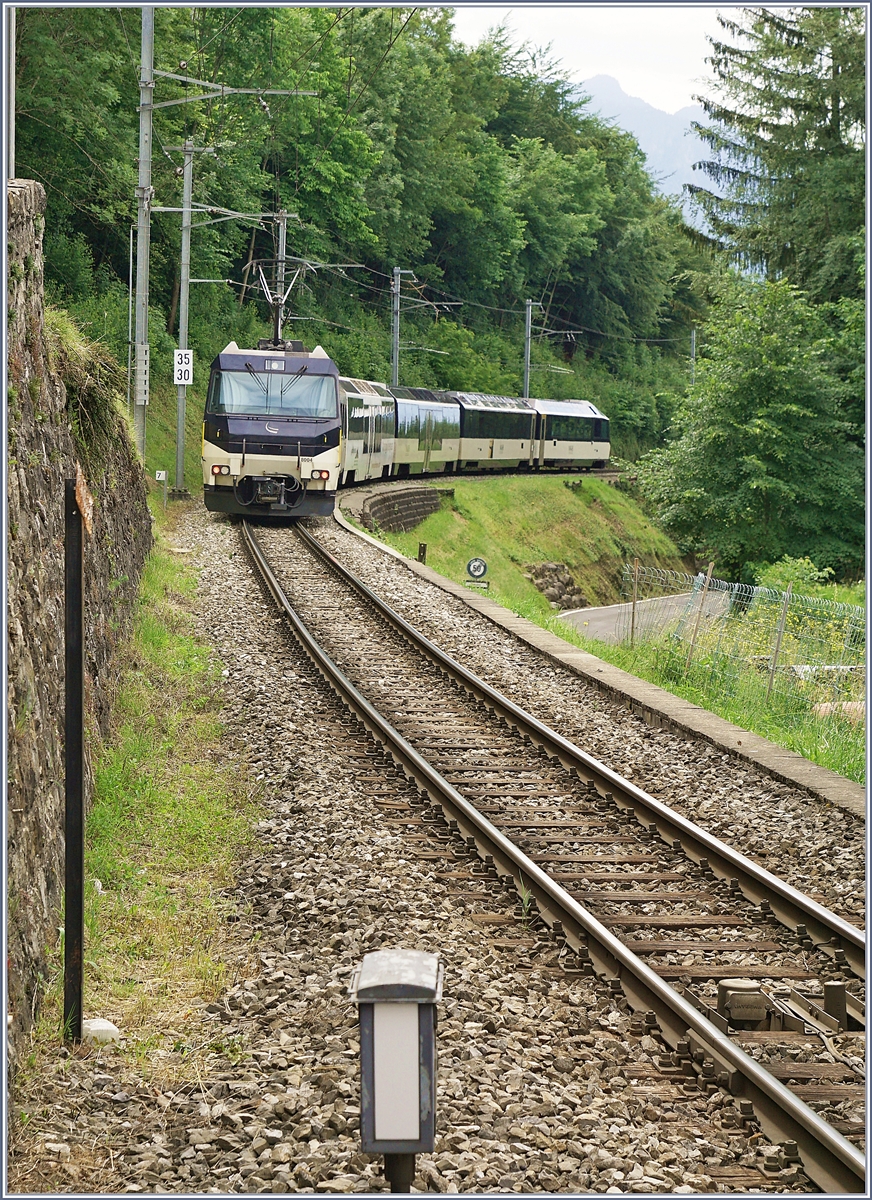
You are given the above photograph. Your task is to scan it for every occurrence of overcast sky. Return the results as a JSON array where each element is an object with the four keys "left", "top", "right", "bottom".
[{"left": 448, "top": 4, "right": 736, "bottom": 113}]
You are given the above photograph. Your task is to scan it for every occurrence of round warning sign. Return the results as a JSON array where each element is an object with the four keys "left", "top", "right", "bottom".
[{"left": 466, "top": 557, "right": 488, "bottom": 579}]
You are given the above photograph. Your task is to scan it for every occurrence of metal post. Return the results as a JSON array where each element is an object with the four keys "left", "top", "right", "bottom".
[
  {"left": 277, "top": 210, "right": 287, "bottom": 342},
  {"left": 685, "top": 560, "right": 714, "bottom": 672},
  {"left": 766, "top": 583, "right": 792, "bottom": 701},
  {"left": 6, "top": 6, "right": 15, "bottom": 180},
  {"left": 172, "top": 139, "right": 193, "bottom": 495},
  {"left": 691, "top": 327, "right": 697, "bottom": 386},
  {"left": 391, "top": 266, "right": 401, "bottom": 387},
  {"left": 630, "top": 557, "right": 640, "bottom": 647},
  {"left": 523, "top": 298, "right": 533, "bottom": 399},
  {"left": 64, "top": 480, "right": 85, "bottom": 1043},
  {"left": 133, "top": 5, "right": 155, "bottom": 460},
  {"left": 384, "top": 1153, "right": 416, "bottom": 1193}
]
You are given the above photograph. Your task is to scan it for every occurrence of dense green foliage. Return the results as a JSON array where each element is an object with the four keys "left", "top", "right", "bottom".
[
  {"left": 14, "top": 6, "right": 864, "bottom": 582},
  {"left": 647, "top": 6, "right": 865, "bottom": 580},
  {"left": 15, "top": 6, "right": 702, "bottom": 460},
  {"left": 639, "top": 276, "right": 864, "bottom": 579}
]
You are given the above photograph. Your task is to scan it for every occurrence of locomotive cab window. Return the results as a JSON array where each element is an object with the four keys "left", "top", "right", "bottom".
[{"left": 207, "top": 369, "right": 338, "bottom": 418}]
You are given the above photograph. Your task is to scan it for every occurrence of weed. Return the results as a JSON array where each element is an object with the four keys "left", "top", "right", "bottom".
[
  {"left": 566, "top": 632, "right": 865, "bottom": 784},
  {"left": 517, "top": 876, "right": 534, "bottom": 930},
  {"left": 360, "top": 478, "right": 862, "bottom": 783}
]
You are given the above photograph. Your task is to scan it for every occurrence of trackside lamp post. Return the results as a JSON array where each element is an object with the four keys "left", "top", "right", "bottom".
[{"left": 349, "top": 949, "right": 443, "bottom": 1193}]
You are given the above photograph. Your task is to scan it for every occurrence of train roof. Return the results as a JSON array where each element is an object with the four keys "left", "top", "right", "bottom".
[
  {"left": 447, "top": 391, "right": 533, "bottom": 413},
  {"left": 211, "top": 341, "right": 338, "bottom": 374},
  {"left": 531, "top": 398, "right": 608, "bottom": 419},
  {"left": 390, "top": 386, "right": 459, "bottom": 406},
  {"left": 340, "top": 377, "right": 393, "bottom": 398}
]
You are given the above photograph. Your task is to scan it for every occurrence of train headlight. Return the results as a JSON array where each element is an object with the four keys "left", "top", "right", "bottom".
[
  {"left": 211, "top": 464, "right": 231, "bottom": 476},
  {"left": 311, "top": 469, "right": 330, "bottom": 480}
]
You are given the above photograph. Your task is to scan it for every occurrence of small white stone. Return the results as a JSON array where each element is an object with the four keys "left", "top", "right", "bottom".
[
  {"left": 45, "top": 1142, "right": 71, "bottom": 1160},
  {"left": 82, "top": 1017, "right": 121, "bottom": 1046}
]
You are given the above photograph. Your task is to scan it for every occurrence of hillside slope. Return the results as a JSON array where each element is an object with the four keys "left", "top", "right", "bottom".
[{"left": 354, "top": 475, "right": 686, "bottom": 617}]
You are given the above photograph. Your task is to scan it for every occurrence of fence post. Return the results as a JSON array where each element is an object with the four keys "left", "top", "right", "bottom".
[
  {"left": 766, "top": 583, "right": 793, "bottom": 701},
  {"left": 685, "top": 561, "right": 714, "bottom": 672},
  {"left": 630, "top": 557, "right": 640, "bottom": 647}
]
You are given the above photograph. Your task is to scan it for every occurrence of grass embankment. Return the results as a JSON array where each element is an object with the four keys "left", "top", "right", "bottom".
[
  {"left": 554, "top": 628, "right": 864, "bottom": 785},
  {"left": 144, "top": 377, "right": 207, "bottom": 495},
  {"left": 362, "top": 478, "right": 865, "bottom": 785},
  {"left": 22, "top": 499, "right": 259, "bottom": 1084},
  {"left": 375, "top": 474, "right": 686, "bottom": 609}
]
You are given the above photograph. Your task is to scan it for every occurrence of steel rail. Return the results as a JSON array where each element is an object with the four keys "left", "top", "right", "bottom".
[
  {"left": 243, "top": 521, "right": 866, "bottom": 1194},
  {"left": 296, "top": 523, "right": 865, "bottom": 980}
]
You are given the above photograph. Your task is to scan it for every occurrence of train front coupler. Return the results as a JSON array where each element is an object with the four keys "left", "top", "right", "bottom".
[{"left": 235, "top": 474, "right": 305, "bottom": 512}]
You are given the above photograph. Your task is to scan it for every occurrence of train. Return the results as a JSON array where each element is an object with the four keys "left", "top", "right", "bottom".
[{"left": 202, "top": 338, "right": 610, "bottom": 518}]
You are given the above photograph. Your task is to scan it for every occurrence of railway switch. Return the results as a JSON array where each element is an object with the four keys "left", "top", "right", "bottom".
[{"left": 349, "top": 948, "right": 443, "bottom": 1193}]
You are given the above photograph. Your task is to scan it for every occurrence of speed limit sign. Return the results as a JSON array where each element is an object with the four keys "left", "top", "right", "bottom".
[{"left": 173, "top": 349, "right": 193, "bottom": 385}]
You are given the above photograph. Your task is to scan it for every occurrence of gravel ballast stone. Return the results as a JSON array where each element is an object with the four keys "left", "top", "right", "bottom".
[{"left": 9, "top": 503, "right": 848, "bottom": 1194}]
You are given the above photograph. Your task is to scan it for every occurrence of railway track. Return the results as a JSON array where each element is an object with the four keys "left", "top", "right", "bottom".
[{"left": 242, "top": 519, "right": 866, "bottom": 1193}]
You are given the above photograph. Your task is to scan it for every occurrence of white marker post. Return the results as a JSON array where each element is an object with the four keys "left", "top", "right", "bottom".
[{"left": 155, "top": 469, "right": 168, "bottom": 510}]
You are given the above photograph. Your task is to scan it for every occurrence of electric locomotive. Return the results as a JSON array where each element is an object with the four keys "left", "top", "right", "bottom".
[{"left": 202, "top": 338, "right": 342, "bottom": 517}]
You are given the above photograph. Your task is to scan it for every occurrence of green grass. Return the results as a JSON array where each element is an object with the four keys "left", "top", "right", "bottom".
[
  {"left": 499, "top": 594, "right": 865, "bottom": 785},
  {"left": 374, "top": 474, "right": 686, "bottom": 608},
  {"left": 142, "top": 377, "right": 207, "bottom": 495},
  {"left": 30, "top": 500, "right": 261, "bottom": 1080},
  {"left": 572, "top": 635, "right": 865, "bottom": 785}
]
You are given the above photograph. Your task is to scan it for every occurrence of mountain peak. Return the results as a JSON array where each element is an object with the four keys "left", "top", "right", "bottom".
[{"left": 579, "top": 75, "right": 707, "bottom": 205}]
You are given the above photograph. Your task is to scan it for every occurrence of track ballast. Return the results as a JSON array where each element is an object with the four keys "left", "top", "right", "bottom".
[{"left": 242, "top": 519, "right": 865, "bottom": 1193}]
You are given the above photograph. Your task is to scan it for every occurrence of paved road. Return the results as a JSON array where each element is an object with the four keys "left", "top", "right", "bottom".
[{"left": 560, "top": 591, "right": 728, "bottom": 644}]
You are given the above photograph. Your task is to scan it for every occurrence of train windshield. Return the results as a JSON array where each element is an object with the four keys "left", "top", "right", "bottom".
[{"left": 207, "top": 369, "right": 338, "bottom": 418}]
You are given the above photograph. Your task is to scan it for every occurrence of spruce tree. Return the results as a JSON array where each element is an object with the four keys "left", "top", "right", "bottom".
[{"left": 688, "top": 6, "right": 865, "bottom": 304}]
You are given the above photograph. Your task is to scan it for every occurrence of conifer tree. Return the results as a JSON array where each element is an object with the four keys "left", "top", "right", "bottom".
[{"left": 688, "top": 6, "right": 865, "bottom": 303}]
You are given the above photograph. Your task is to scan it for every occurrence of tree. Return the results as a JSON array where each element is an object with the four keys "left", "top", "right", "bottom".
[
  {"left": 639, "top": 276, "right": 864, "bottom": 579},
  {"left": 688, "top": 6, "right": 865, "bottom": 304}
]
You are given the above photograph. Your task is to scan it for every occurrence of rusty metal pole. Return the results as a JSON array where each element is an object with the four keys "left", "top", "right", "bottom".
[{"left": 64, "top": 479, "right": 85, "bottom": 1042}]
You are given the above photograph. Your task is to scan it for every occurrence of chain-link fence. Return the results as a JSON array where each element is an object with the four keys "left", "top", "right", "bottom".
[{"left": 617, "top": 564, "right": 865, "bottom": 716}]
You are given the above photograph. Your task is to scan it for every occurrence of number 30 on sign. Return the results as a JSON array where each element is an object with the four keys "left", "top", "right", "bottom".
[{"left": 173, "top": 349, "right": 193, "bottom": 385}]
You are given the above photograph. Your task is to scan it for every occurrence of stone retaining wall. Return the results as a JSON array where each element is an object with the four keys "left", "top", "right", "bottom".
[
  {"left": 6, "top": 180, "right": 153, "bottom": 1065},
  {"left": 361, "top": 486, "right": 449, "bottom": 533}
]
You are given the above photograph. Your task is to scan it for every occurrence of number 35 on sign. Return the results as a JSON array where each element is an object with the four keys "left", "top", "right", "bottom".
[{"left": 173, "top": 349, "right": 193, "bottom": 385}]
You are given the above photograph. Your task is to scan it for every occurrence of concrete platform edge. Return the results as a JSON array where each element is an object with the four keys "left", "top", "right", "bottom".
[{"left": 332, "top": 500, "right": 866, "bottom": 820}]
